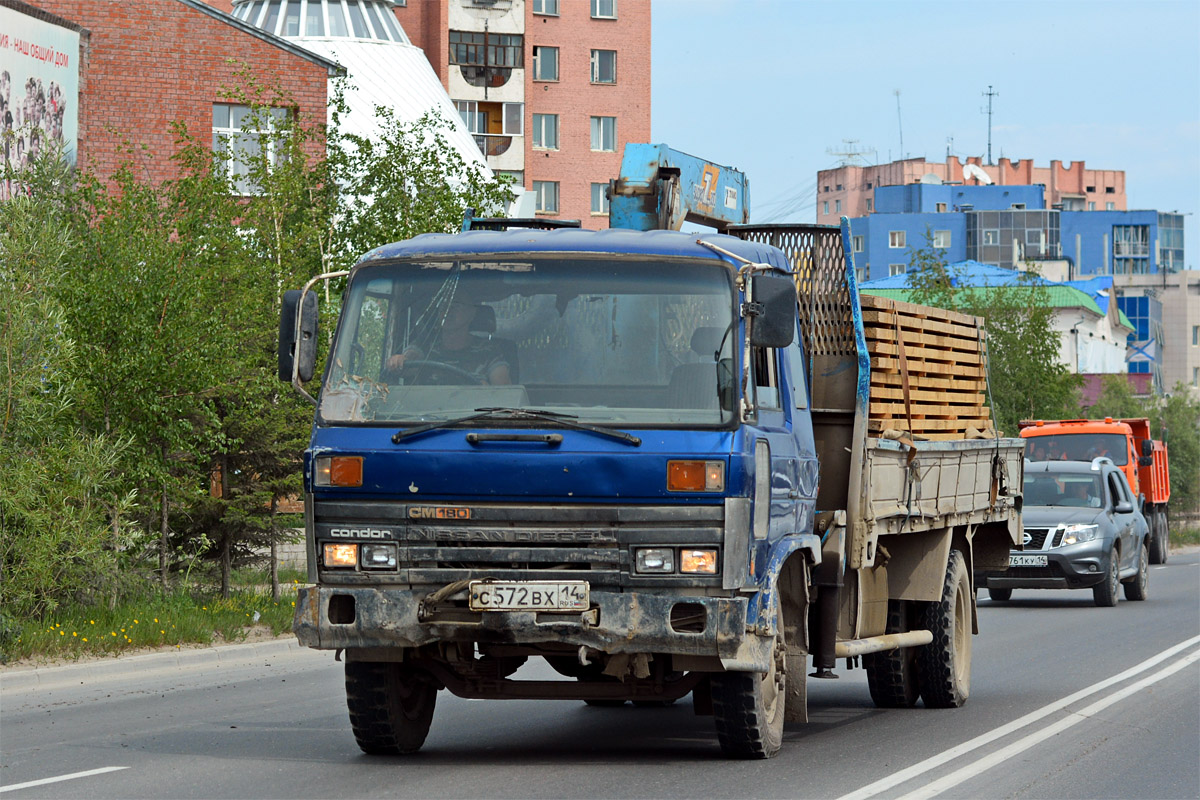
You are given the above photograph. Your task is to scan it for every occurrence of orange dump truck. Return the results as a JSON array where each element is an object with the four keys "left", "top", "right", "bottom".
[{"left": 1020, "top": 418, "right": 1171, "bottom": 563}]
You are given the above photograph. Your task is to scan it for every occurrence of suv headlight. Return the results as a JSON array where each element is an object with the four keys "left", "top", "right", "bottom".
[{"left": 1061, "top": 524, "right": 1099, "bottom": 545}]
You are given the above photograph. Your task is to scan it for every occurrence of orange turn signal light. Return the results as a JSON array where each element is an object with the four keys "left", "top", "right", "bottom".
[
  {"left": 315, "top": 455, "right": 363, "bottom": 487},
  {"left": 681, "top": 549, "right": 718, "bottom": 574},
  {"left": 667, "top": 460, "right": 724, "bottom": 492}
]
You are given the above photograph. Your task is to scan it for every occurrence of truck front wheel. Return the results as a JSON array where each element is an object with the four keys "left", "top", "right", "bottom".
[
  {"left": 710, "top": 602, "right": 786, "bottom": 759},
  {"left": 916, "top": 549, "right": 972, "bottom": 708},
  {"left": 345, "top": 661, "right": 438, "bottom": 755}
]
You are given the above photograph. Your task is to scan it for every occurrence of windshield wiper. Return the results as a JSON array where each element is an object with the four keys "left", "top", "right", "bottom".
[{"left": 392, "top": 407, "right": 641, "bottom": 446}]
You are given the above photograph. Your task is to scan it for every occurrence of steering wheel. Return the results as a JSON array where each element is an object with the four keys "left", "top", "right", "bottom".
[{"left": 399, "top": 359, "right": 484, "bottom": 385}]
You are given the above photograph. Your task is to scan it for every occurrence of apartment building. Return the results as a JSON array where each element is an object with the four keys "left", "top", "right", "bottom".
[{"left": 396, "top": 0, "right": 651, "bottom": 228}]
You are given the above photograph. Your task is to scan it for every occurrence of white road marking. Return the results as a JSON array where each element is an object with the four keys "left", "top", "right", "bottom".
[
  {"left": 837, "top": 635, "right": 1200, "bottom": 800},
  {"left": 894, "top": 650, "right": 1200, "bottom": 800},
  {"left": 0, "top": 766, "right": 129, "bottom": 793}
]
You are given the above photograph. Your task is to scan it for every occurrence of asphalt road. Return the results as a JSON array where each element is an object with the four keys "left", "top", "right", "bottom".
[{"left": 3, "top": 552, "right": 1198, "bottom": 799}]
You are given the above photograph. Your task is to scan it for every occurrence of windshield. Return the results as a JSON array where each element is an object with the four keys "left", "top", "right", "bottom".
[
  {"left": 1023, "top": 474, "right": 1105, "bottom": 508},
  {"left": 319, "top": 256, "right": 736, "bottom": 426},
  {"left": 1023, "top": 433, "right": 1128, "bottom": 465}
]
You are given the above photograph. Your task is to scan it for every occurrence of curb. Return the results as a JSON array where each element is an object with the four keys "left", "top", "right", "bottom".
[{"left": 0, "top": 637, "right": 310, "bottom": 694}]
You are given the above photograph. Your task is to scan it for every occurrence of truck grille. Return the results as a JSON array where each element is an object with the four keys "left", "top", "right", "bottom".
[{"left": 313, "top": 501, "right": 725, "bottom": 589}]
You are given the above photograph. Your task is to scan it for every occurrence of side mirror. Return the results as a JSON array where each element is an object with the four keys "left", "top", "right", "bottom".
[
  {"left": 278, "top": 289, "right": 319, "bottom": 383},
  {"left": 1141, "top": 439, "right": 1153, "bottom": 457},
  {"left": 1113, "top": 500, "right": 1134, "bottom": 514},
  {"left": 749, "top": 273, "right": 796, "bottom": 348},
  {"left": 1138, "top": 455, "right": 1153, "bottom": 467}
]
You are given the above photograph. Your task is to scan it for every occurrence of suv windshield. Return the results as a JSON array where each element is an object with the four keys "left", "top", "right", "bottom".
[
  {"left": 1023, "top": 433, "right": 1128, "bottom": 465},
  {"left": 1024, "top": 473, "right": 1105, "bottom": 508},
  {"left": 319, "top": 256, "right": 736, "bottom": 426}
]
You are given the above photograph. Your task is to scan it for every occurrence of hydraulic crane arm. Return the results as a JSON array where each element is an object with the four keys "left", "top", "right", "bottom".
[{"left": 608, "top": 143, "right": 750, "bottom": 232}]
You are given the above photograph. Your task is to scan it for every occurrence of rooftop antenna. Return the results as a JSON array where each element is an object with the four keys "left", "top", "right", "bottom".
[
  {"left": 894, "top": 89, "right": 904, "bottom": 161},
  {"left": 826, "top": 139, "right": 876, "bottom": 166},
  {"left": 946, "top": 136, "right": 954, "bottom": 160},
  {"left": 982, "top": 85, "right": 999, "bottom": 165}
]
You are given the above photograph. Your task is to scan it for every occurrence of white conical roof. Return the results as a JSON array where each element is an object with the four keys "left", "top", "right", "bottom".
[{"left": 231, "top": 0, "right": 489, "bottom": 176}]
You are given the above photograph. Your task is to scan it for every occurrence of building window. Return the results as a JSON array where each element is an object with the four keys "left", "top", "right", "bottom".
[
  {"left": 936, "top": 202, "right": 947, "bottom": 213},
  {"left": 591, "top": 0, "right": 616, "bottom": 18},
  {"left": 1106, "top": 186, "right": 1115, "bottom": 194},
  {"left": 1106, "top": 202, "right": 1115, "bottom": 211},
  {"left": 888, "top": 230, "right": 905, "bottom": 248},
  {"left": 591, "top": 49, "right": 617, "bottom": 84},
  {"left": 449, "top": 31, "right": 523, "bottom": 68},
  {"left": 1011, "top": 203, "right": 1025, "bottom": 210},
  {"left": 532, "top": 0, "right": 559, "bottom": 14},
  {"left": 852, "top": 235, "right": 864, "bottom": 253},
  {"left": 591, "top": 115, "right": 616, "bottom": 152},
  {"left": 533, "top": 180, "right": 559, "bottom": 213},
  {"left": 1192, "top": 325, "right": 1198, "bottom": 346},
  {"left": 532, "top": 113, "right": 559, "bottom": 150},
  {"left": 1087, "top": 201, "right": 1096, "bottom": 211},
  {"left": 1194, "top": 367, "right": 1199, "bottom": 387},
  {"left": 212, "top": 103, "right": 289, "bottom": 195},
  {"left": 834, "top": 199, "right": 842, "bottom": 213},
  {"left": 836, "top": 183, "right": 843, "bottom": 191},
  {"left": 933, "top": 230, "right": 951, "bottom": 248},
  {"left": 532, "top": 46, "right": 559, "bottom": 81},
  {"left": 1086, "top": 186, "right": 1095, "bottom": 193},
  {"left": 866, "top": 181, "right": 873, "bottom": 189},
  {"left": 856, "top": 266, "right": 867, "bottom": 284},
  {"left": 865, "top": 198, "right": 873, "bottom": 212},
  {"left": 822, "top": 201, "right": 829, "bottom": 215},
  {"left": 889, "top": 263, "right": 906, "bottom": 276},
  {"left": 1114, "top": 225, "right": 1150, "bottom": 257},
  {"left": 591, "top": 183, "right": 610, "bottom": 215},
  {"left": 982, "top": 229, "right": 999, "bottom": 245},
  {"left": 456, "top": 100, "right": 522, "bottom": 156},
  {"left": 823, "top": 185, "right": 829, "bottom": 193}
]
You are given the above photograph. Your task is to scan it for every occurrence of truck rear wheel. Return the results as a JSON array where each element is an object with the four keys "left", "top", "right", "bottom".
[
  {"left": 710, "top": 602, "right": 786, "bottom": 759},
  {"left": 864, "top": 600, "right": 920, "bottom": 708},
  {"left": 345, "top": 661, "right": 438, "bottom": 755},
  {"left": 1148, "top": 512, "right": 1168, "bottom": 565},
  {"left": 916, "top": 549, "right": 972, "bottom": 709}
]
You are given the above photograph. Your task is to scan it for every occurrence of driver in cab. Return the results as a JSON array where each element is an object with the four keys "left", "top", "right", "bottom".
[{"left": 385, "top": 298, "right": 511, "bottom": 386}]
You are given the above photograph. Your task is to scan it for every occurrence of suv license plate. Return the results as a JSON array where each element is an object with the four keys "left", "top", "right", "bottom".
[
  {"left": 1010, "top": 554, "right": 1048, "bottom": 567},
  {"left": 468, "top": 581, "right": 589, "bottom": 612}
]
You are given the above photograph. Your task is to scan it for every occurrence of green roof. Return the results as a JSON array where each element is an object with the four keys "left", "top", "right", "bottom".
[{"left": 861, "top": 286, "right": 1134, "bottom": 331}]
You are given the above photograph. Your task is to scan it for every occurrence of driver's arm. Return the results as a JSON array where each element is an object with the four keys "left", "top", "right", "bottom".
[{"left": 386, "top": 345, "right": 423, "bottom": 373}]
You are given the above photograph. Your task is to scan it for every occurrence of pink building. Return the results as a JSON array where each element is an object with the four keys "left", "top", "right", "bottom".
[
  {"left": 397, "top": 0, "right": 651, "bottom": 229},
  {"left": 816, "top": 156, "right": 1126, "bottom": 225}
]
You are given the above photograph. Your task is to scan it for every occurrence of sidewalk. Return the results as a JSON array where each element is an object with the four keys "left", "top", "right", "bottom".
[{"left": 0, "top": 636, "right": 308, "bottom": 694}]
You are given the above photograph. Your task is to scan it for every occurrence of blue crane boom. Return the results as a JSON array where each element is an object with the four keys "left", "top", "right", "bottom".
[{"left": 607, "top": 143, "right": 751, "bottom": 232}]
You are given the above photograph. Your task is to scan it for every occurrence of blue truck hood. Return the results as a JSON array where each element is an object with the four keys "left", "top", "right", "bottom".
[{"left": 307, "top": 425, "right": 745, "bottom": 503}]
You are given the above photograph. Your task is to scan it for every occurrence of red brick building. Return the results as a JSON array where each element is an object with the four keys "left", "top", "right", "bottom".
[
  {"left": 10, "top": 0, "right": 340, "bottom": 188},
  {"left": 395, "top": 0, "right": 651, "bottom": 229}
]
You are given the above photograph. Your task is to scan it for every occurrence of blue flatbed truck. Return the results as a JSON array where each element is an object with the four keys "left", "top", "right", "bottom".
[{"left": 279, "top": 221, "right": 1023, "bottom": 759}]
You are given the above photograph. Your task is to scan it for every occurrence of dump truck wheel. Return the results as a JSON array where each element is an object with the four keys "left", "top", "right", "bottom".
[
  {"left": 1149, "top": 513, "right": 1168, "bottom": 565},
  {"left": 710, "top": 601, "right": 786, "bottom": 759},
  {"left": 917, "top": 549, "right": 972, "bottom": 709},
  {"left": 864, "top": 600, "right": 920, "bottom": 708},
  {"left": 1123, "top": 542, "right": 1149, "bottom": 601},
  {"left": 345, "top": 661, "right": 437, "bottom": 755}
]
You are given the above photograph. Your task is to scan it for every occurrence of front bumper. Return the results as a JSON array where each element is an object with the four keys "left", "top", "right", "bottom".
[
  {"left": 294, "top": 585, "right": 751, "bottom": 662},
  {"left": 979, "top": 541, "right": 1112, "bottom": 590}
]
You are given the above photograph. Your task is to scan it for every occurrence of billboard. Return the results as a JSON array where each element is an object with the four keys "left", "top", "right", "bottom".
[{"left": 1, "top": 6, "right": 80, "bottom": 198}]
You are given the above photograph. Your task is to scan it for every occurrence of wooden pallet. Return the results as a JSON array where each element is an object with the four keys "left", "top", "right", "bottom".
[{"left": 861, "top": 295, "right": 995, "bottom": 440}]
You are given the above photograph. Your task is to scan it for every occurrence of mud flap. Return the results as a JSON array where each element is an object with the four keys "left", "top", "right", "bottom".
[{"left": 784, "top": 654, "right": 808, "bottom": 723}]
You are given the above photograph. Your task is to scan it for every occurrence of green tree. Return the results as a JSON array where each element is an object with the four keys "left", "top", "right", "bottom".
[
  {"left": 0, "top": 149, "right": 134, "bottom": 625},
  {"left": 903, "top": 236, "right": 1081, "bottom": 436},
  {"left": 1158, "top": 386, "right": 1200, "bottom": 513}
]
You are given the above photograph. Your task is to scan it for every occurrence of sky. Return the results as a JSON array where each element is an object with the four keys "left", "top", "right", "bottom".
[{"left": 650, "top": 0, "right": 1200, "bottom": 267}]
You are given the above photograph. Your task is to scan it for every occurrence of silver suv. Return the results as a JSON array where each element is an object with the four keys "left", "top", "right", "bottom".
[{"left": 980, "top": 459, "right": 1150, "bottom": 607}]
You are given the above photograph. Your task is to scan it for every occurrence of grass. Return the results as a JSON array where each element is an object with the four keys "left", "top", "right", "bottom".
[
  {"left": 1173, "top": 526, "right": 1200, "bottom": 547},
  {"left": 1, "top": 582, "right": 303, "bottom": 665}
]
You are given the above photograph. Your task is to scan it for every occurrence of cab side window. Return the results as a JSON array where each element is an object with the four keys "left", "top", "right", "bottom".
[
  {"left": 752, "top": 346, "right": 780, "bottom": 409},
  {"left": 785, "top": 327, "right": 808, "bottom": 410}
]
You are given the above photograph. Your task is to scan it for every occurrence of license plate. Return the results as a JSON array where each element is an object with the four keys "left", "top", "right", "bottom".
[
  {"left": 468, "top": 581, "right": 589, "bottom": 612},
  {"left": 1010, "top": 554, "right": 1048, "bottom": 567}
]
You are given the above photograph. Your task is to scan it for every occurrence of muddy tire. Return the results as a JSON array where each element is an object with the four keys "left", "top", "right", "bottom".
[
  {"left": 916, "top": 549, "right": 972, "bottom": 709},
  {"left": 1123, "top": 542, "right": 1149, "bottom": 601},
  {"left": 864, "top": 600, "right": 920, "bottom": 708},
  {"left": 1093, "top": 547, "right": 1120, "bottom": 607},
  {"left": 345, "top": 661, "right": 438, "bottom": 755},
  {"left": 710, "top": 602, "right": 786, "bottom": 759},
  {"left": 1148, "top": 513, "right": 1168, "bottom": 565},
  {"left": 987, "top": 587, "right": 1013, "bottom": 602}
]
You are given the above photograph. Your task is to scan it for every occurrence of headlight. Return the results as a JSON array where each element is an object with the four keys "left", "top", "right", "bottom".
[
  {"left": 323, "top": 542, "right": 358, "bottom": 568},
  {"left": 635, "top": 548, "right": 675, "bottom": 574},
  {"left": 680, "top": 549, "right": 718, "bottom": 574},
  {"left": 1061, "top": 524, "right": 1099, "bottom": 545},
  {"left": 361, "top": 543, "right": 398, "bottom": 570}
]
